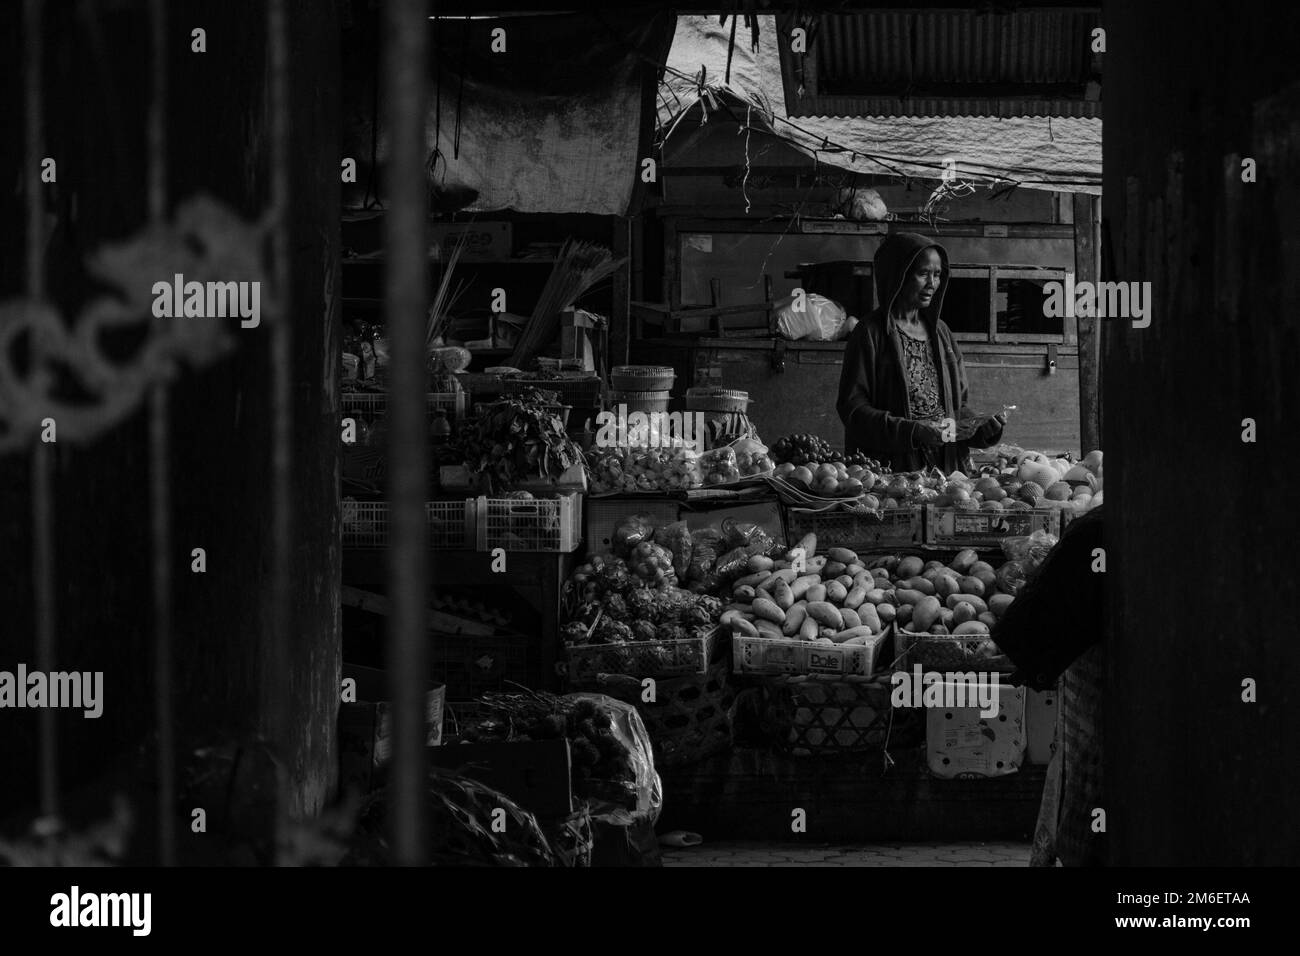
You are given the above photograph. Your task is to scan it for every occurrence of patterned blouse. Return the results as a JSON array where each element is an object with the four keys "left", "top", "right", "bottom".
[{"left": 901, "top": 332, "right": 944, "bottom": 422}]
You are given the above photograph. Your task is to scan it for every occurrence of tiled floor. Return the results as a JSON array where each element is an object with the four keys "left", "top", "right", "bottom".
[{"left": 662, "top": 840, "right": 1031, "bottom": 866}]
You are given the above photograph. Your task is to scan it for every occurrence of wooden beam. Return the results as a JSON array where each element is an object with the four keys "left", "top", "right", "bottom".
[
  {"left": 1073, "top": 192, "right": 1100, "bottom": 453},
  {"left": 341, "top": 585, "right": 497, "bottom": 637}
]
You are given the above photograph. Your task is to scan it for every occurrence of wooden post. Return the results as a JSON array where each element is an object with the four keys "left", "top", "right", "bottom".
[
  {"left": 1073, "top": 192, "right": 1100, "bottom": 454},
  {"left": 610, "top": 216, "right": 631, "bottom": 367}
]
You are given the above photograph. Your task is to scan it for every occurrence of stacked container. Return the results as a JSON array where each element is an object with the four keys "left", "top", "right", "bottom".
[{"left": 610, "top": 365, "right": 675, "bottom": 413}]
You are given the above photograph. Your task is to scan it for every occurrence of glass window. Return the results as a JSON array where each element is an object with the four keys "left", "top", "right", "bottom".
[
  {"left": 941, "top": 277, "right": 991, "bottom": 335},
  {"left": 996, "top": 277, "right": 1064, "bottom": 336}
]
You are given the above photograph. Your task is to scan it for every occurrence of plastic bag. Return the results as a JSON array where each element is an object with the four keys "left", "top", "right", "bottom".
[
  {"left": 613, "top": 513, "right": 658, "bottom": 558},
  {"left": 563, "top": 693, "right": 663, "bottom": 822},
  {"left": 714, "top": 545, "right": 751, "bottom": 581},
  {"left": 628, "top": 540, "right": 677, "bottom": 588},
  {"left": 653, "top": 520, "right": 693, "bottom": 579},
  {"left": 721, "top": 517, "right": 774, "bottom": 554},
  {"left": 775, "top": 293, "right": 849, "bottom": 342}
]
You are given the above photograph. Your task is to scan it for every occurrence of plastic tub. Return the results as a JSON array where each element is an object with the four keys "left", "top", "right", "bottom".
[
  {"left": 610, "top": 389, "right": 671, "bottom": 413},
  {"left": 611, "top": 365, "right": 676, "bottom": 391},
  {"left": 685, "top": 387, "right": 750, "bottom": 414}
]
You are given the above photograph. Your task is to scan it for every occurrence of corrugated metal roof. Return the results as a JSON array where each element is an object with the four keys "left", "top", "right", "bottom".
[{"left": 785, "top": 9, "right": 1101, "bottom": 118}]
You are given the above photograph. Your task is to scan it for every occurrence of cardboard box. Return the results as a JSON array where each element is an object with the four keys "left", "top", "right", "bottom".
[
  {"left": 428, "top": 739, "right": 573, "bottom": 818},
  {"left": 427, "top": 221, "right": 512, "bottom": 261},
  {"left": 1026, "top": 686, "right": 1059, "bottom": 765},
  {"left": 925, "top": 681, "right": 1026, "bottom": 779},
  {"left": 339, "top": 664, "right": 445, "bottom": 794}
]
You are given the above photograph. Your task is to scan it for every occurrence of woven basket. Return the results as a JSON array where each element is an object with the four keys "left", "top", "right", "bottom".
[
  {"left": 761, "top": 673, "right": 924, "bottom": 756},
  {"left": 612, "top": 365, "right": 675, "bottom": 391},
  {"left": 582, "top": 661, "right": 735, "bottom": 768}
]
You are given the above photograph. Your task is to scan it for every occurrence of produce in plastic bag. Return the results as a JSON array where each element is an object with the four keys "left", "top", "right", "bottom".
[
  {"left": 564, "top": 693, "right": 662, "bottom": 821},
  {"left": 612, "top": 513, "right": 658, "bottom": 558},
  {"left": 774, "top": 292, "right": 850, "bottom": 342},
  {"left": 713, "top": 546, "right": 752, "bottom": 582},
  {"left": 628, "top": 540, "right": 678, "bottom": 588},
  {"left": 653, "top": 520, "right": 694, "bottom": 578},
  {"left": 721, "top": 517, "right": 775, "bottom": 555},
  {"left": 686, "top": 528, "right": 722, "bottom": 580}
]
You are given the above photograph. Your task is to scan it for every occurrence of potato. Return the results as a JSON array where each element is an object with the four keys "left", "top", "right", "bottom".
[
  {"left": 730, "top": 617, "right": 759, "bottom": 637},
  {"left": 733, "top": 584, "right": 756, "bottom": 602},
  {"left": 754, "top": 588, "right": 774, "bottom": 606},
  {"left": 840, "top": 607, "right": 862, "bottom": 629},
  {"left": 719, "top": 609, "right": 742, "bottom": 629},
  {"left": 952, "top": 601, "right": 978, "bottom": 625},
  {"left": 978, "top": 612, "right": 999, "bottom": 629},
  {"left": 806, "top": 556, "right": 828, "bottom": 575},
  {"left": 755, "top": 619, "right": 785, "bottom": 639},
  {"left": 988, "top": 594, "right": 1015, "bottom": 618},
  {"left": 747, "top": 554, "right": 775, "bottom": 573},
  {"left": 897, "top": 556, "right": 925, "bottom": 579},
  {"left": 934, "top": 575, "right": 960, "bottom": 600},
  {"left": 864, "top": 588, "right": 886, "bottom": 605},
  {"left": 832, "top": 625, "right": 875, "bottom": 644},
  {"left": 856, "top": 603, "right": 882, "bottom": 633},
  {"left": 805, "top": 601, "right": 845, "bottom": 630},
  {"left": 806, "top": 584, "right": 827, "bottom": 604},
  {"left": 773, "top": 578, "right": 795, "bottom": 611},
  {"left": 867, "top": 555, "right": 897, "bottom": 572},
  {"left": 751, "top": 598, "right": 786, "bottom": 624},
  {"left": 844, "top": 586, "right": 868, "bottom": 610},
  {"left": 827, "top": 547, "right": 859, "bottom": 565},
  {"left": 900, "top": 576, "right": 936, "bottom": 596},
  {"left": 957, "top": 575, "right": 986, "bottom": 598},
  {"left": 950, "top": 549, "right": 979, "bottom": 573},
  {"left": 843, "top": 635, "right": 873, "bottom": 646},
  {"left": 871, "top": 567, "right": 892, "bottom": 581},
  {"left": 895, "top": 588, "right": 928, "bottom": 606},
  {"left": 790, "top": 574, "right": 821, "bottom": 599},
  {"left": 923, "top": 560, "right": 946, "bottom": 572},
  {"left": 953, "top": 621, "right": 990, "bottom": 636},
  {"left": 929, "top": 623, "right": 950, "bottom": 635},
  {"left": 845, "top": 563, "right": 866, "bottom": 578},
  {"left": 912, "top": 595, "right": 943, "bottom": 631},
  {"left": 782, "top": 603, "right": 808, "bottom": 637},
  {"left": 819, "top": 627, "right": 838, "bottom": 641},
  {"left": 823, "top": 561, "right": 848, "bottom": 578},
  {"left": 946, "top": 593, "right": 988, "bottom": 614},
  {"left": 795, "top": 533, "right": 817, "bottom": 558},
  {"left": 799, "top": 617, "right": 820, "bottom": 641},
  {"left": 735, "top": 570, "right": 770, "bottom": 589},
  {"left": 895, "top": 604, "right": 912, "bottom": 626},
  {"left": 876, "top": 603, "right": 897, "bottom": 624},
  {"left": 938, "top": 607, "right": 954, "bottom": 627},
  {"left": 824, "top": 580, "right": 848, "bottom": 604}
]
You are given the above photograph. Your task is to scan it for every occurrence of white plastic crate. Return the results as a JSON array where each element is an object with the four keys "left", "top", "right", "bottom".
[
  {"left": 475, "top": 493, "right": 582, "bottom": 553},
  {"left": 732, "top": 631, "right": 882, "bottom": 677},
  {"left": 341, "top": 499, "right": 475, "bottom": 549},
  {"left": 924, "top": 505, "right": 1060, "bottom": 548},
  {"left": 340, "top": 391, "right": 468, "bottom": 421}
]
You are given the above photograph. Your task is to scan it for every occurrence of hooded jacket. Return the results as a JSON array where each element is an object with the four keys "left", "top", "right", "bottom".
[{"left": 836, "top": 232, "right": 1001, "bottom": 471}]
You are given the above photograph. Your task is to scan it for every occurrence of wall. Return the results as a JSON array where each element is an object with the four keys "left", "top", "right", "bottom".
[{"left": 1103, "top": 0, "right": 1300, "bottom": 864}]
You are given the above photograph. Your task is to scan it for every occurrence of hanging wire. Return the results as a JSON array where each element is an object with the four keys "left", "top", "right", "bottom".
[
  {"left": 146, "top": 0, "right": 175, "bottom": 867},
  {"left": 25, "top": 0, "right": 59, "bottom": 831}
]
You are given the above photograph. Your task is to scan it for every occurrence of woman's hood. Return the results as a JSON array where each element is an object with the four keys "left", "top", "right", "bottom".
[{"left": 873, "top": 232, "right": 950, "bottom": 324}]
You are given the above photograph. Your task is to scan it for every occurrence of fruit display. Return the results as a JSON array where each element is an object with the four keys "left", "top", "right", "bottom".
[
  {"left": 699, "top": 438, "right": 775, "bottom": 484},
  {"left": 587, "top": 445, "right": 703, "bottom": 494},
  {"left": 770, "top": 433, "right": 878, "bottom": 468},
  {"left": 719, "top": 534, "right": 891, "bottom": 649},
  {"left": 960, "top": 447, "right": 1103, "bottom": 516}
]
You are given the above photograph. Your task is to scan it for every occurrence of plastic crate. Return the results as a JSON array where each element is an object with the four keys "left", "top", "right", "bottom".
[
  {"left": 340, "top": 391, "right": 468, "bottom": 421},
  {"left": 732, "top": 630, "right": 883, "bottom": 677},
  {"left": 475, "top": 493, "right": 582, "bottom": 553},
  {"left": 893, "top": 627, "right": 1015, "bottom": 672},
  {"left": 502, "top": 375, "right": 603, "bottom": 408},
  {"left": 341, "top": 499, "right": 475, "bottom": 549},
  {"left": 760, "top": 673, "right": 923, "bottom": 756},
  {"left": 784, "top": 505, "right": 923, "bottom": 550},
  {"left": 565, "top": 627, "right": 719, "bottom": 682},
  {"left": 431, "top": 631, "right": 531, "bottom": 700},
  {"left": 924, "top": 505, "right": 1060, "bottom": 549}
]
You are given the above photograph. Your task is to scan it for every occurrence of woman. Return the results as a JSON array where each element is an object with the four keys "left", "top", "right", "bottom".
[{"left": 836, "top": 232, "right": 1005, "bottom": 471}]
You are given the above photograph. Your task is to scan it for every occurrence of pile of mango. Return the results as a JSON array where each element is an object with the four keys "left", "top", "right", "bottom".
[{"left": 719, "top": 535, "right": 890, "bottom": 647}]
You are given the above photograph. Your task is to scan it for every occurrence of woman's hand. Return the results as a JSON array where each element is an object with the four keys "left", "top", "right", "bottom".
[
  {"left": 971, "top": 412, "right": 1007, "bottom": 448},
  {"left": 913, "top": 421, "right": 949, "bottom": 446}
]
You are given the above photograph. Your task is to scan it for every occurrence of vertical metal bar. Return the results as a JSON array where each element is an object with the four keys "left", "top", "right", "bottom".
[
  {"left": 385, "top": 0, "right": 428, "bottom": 866},
  {"left": 267, "top": 0, "right": 293, "bottom": 824},
  {"left": 25, "top": 0, "right": 57, "bottom": 825},
  {"left": 147, "top": 0, "right": 174, "bottom": 867}
]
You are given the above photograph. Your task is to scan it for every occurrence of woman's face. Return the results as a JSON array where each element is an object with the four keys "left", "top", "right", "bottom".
[{"left": 898, "top": 247, "right": 943, "bottom": 313}]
